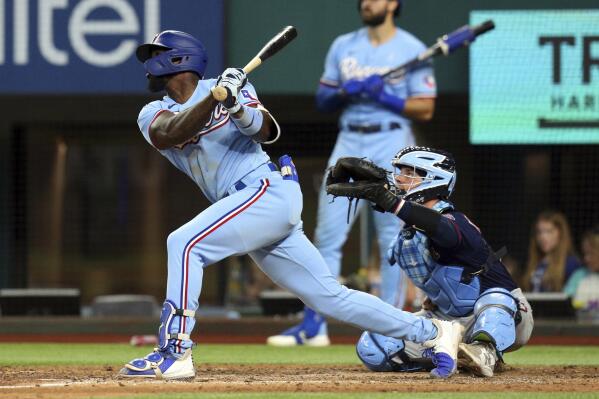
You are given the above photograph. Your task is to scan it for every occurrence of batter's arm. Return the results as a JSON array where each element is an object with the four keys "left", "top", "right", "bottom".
[
  {"left": 230, "top": 104, "right": 278, "bottom": 143},
  {"left": 149, "top": 94, "right": 219, "bottom": 150}
]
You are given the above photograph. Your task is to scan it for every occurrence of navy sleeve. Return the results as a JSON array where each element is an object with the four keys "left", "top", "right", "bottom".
[
  {"left": 396, "top": 201, "right": 461, "bottom": 248},
  {"left": 434, "top": 211, "right": 490, "bottom": 268}
]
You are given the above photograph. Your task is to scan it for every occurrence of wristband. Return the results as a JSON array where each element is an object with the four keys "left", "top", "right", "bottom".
[
  {"left": 231, "top": 104, "right": 264, "bottom": 136},
  {"left": 379, "top": 91, "right": 406, "bottom": 114}
]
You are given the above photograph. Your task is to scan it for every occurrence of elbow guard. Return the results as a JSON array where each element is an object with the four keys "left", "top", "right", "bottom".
[{"left": 231, "top": 104, "right": 264, "bottom": 136}]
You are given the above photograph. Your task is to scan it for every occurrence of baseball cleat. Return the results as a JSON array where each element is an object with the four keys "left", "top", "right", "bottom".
[
  {"left": 458, "top": 342, "right": 498, "bottom": 377},
  {"left": 267, "top": 307, "right": 330, "bottom": 347},
  {"left": 267, "top": 328, "right": 331, "bottom": 347},
  {"left": 423, "top": 319, "right": 464, "bottom": 379},
  {"left": 119, "top": 348, "right": 195, "bottom": 380}
]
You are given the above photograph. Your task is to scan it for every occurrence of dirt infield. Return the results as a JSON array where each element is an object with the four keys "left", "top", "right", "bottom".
[{"left": 1, "top": 364, "right": 598, "bottom": 398}]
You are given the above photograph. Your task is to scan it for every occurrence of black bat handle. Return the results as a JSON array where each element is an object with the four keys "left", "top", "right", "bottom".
[{"left": 473, "top": 20, "right": 495, "bottom": 37}]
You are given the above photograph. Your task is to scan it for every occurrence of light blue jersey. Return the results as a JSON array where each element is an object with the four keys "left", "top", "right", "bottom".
[
  {"left": 320, "top": 27, "right": 436, "bottom": 128},
  {"left": 313, "top": 26, "right": 436, "bottom": 310},
  {"left": 137, "top": 80, "right": 270, "bottom": 203}
]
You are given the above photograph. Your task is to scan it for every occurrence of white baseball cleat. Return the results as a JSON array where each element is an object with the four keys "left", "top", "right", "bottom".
[
  {"left": 422, "top": 319, "right": 464, "bottom": 379},
  {"left": 458, "top": 342, "right": 498, "bottom": 377},
  {"left": 266, "top": 331, "right": 331, "bottom": 347},
  {"left": 119, "top": 348, "right": 195, "bottom": 380},
  {"left": 266, "top": 307, "right": 330, "bottom": 347}
]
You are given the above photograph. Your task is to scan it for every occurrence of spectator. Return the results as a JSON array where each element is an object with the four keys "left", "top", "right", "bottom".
[
  {"left": 564, "top": 227, "right": 599, "bottom": 309},
  {"left": 524, "top": 210, "right": 582, "bottom": 292}
]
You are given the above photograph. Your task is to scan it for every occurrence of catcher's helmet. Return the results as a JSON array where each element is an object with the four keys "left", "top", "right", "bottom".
[
  {"left": 358, "top": 0, "right": 401, "bottom": 18},
  {"left": 391, "top": 146, "right": 457, "bottom": 204},
  {"left": 136, "top": 30, "right": 208, "bottom": 78}
]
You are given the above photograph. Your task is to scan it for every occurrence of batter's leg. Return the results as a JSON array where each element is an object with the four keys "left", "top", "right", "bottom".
[
  {"left": 121, "top": 178, "right": 294, "bottom": 379},
  {"left": 252, "top": 226, "right": 465, "bottom": 378},
  {"left": 267, "top": 135, "right": 363, "bottom": 346},
  {"left": 372, "top": 209, "right": 405, "bottom": 307}
]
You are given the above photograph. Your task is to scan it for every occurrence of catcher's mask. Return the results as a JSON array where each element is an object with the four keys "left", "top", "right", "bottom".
[{"left": 391, "top": 146, "right": 456, "bottom": 204}]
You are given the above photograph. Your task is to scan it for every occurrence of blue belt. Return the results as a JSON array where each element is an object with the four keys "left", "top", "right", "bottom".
[{"left": 224, "top": 162, "right": 278, "bottom": 198}]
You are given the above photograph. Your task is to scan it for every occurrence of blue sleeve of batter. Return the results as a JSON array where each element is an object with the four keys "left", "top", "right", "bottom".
[
  {"left": 406, "top": 42, "right": 437, "bottom": 98},
  {"left": 320, "top": 37, "right": 342, "bottom": 87},
  {"left": 137, "top": 101, "right": 167, "bottom": 147}
]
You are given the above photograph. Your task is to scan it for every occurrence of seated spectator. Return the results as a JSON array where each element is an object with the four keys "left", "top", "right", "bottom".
[
  {"left": 564, "top": 227, "right": 599, "bottom": 309},
  {"left": 523, "top": 210, "right": 582, "bottom": 292}
]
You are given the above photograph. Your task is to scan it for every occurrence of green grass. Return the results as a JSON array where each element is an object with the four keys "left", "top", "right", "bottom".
[
  {"left": 1, "top": 343, "right": 599, "bottom": 366},
  {"left": 96, "top": 394, "right": 599, "bottom": 399}
]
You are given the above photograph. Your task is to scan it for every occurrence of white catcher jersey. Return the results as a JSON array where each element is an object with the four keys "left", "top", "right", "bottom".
[{"left": 137, "top": 80, "right": 271, "bottom": 203}]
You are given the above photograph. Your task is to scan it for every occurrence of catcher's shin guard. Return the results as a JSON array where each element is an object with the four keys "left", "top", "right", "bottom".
[{"left": 469, "top": 288, "right": 518, "bottom": 352}]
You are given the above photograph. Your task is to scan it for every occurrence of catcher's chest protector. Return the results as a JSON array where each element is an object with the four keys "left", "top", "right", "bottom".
[{"left": 390, "top": 201, "right": 480, "bottom": 317}]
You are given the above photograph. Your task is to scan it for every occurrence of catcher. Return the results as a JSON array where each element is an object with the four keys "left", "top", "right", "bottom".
[{"left": 326, "top": 146, "right": 534, "bottom": 377}]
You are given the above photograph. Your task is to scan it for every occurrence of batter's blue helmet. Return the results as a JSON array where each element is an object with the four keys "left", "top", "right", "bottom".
[{"left": 136, "top": 30, "right": 208, "bottom": 78}]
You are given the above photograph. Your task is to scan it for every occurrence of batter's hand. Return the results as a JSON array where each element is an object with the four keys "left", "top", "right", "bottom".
[
  {"left": 363, "top": 74, "right": 385, "bottom": 102},
  {"left": 341, "top": 79, "right": 365, "bottom": 97},
  {"left": 215, "top": 68, "right": 248, "bottom": 113}
]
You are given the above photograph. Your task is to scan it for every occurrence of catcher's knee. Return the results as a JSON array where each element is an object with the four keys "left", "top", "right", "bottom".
[
  {"left": 468, "top": 288, "right": 518, "bottom": 352},
  {"left": 356, "top": 331, "right": 426, "bottom": 372}
]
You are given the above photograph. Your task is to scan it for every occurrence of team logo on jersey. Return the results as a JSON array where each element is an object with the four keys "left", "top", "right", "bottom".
[
  {"left": 339, "top": 57, "right": 391, "bottom": 80},
  {"left": 424, "top": 75, "right": 436, "bottom": 89},
  {"left": 175, "top": 103, "right": 230, "bottom": 149}
]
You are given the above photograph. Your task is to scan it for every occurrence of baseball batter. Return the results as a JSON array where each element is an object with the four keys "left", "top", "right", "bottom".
[
  {"left": 268, "top": 0, "right": 436, "bottom": 346},
  {"left": 119, "top": 30, "right": 464, "bottom": 380},
  {"left": 325, "top": 147, "right": 535, "bottom": 377}
]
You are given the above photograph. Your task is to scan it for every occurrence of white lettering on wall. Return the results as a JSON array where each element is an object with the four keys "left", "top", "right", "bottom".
[
  {"left": 69, "top": 0, "right": 139, "bottom": 67},
  {"left": 0, "top": 0, "right": 4, "bottom": 64},
  {"left": 14, "top": 0, "right": 29, "bottom": 64},
  {"left": 39, "top": 0, "right": 69, "bottom": 65},
  {"left": 0, "top": 0, "right": 161, "bottom": 67},
  {"left": 145, "top": 0, "right": 160, "bottom": 42}
]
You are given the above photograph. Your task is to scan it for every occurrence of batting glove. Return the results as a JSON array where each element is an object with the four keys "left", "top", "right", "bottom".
[
  {"left": 341, "top": 79, "right": 365, "bottom": 97},
  {"left": 363, "top": 74, "right": 385, "bottom": 101},
  {"left": 215, "top": 68, "right": 248, "bottom": 113}
]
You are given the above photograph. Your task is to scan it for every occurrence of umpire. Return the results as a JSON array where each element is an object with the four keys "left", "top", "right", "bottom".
[{"left": 268, "top": 0, "right": 436, "bottom": 346}]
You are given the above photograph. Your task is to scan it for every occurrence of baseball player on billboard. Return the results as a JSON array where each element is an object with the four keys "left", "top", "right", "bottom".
[
  {"left": 119, "top": 30, "right": 465, "bottom": 380},
  {"left": 268, "top": 0, "right": 436, "bottom": 347},
  {"left": 325, "top": 147, "right": 535, "bottom": 377}
]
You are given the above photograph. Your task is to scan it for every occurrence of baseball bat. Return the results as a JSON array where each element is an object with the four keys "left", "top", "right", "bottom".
[
  {"left": 382, "top": 19, "right": 495, "bottom": 82},
  {"left": 212, "top": 26, "right": 298, "bottom": 101}
]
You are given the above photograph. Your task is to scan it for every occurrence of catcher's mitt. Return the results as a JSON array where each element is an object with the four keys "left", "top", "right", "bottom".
[
  {"left": 325, "top": 158, "right": 400, "bottom": 214},
  {"left": 325, "top": 157, "right": 388, "bottom": 186}
]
